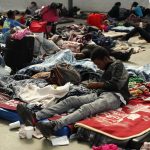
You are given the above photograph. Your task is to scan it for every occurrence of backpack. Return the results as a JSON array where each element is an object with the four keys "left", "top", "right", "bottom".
[
  {"left": 4, "top": 37, "right": 34, "bottom": 72},
  {"left": 49, "top": 63, "right": 81, "bottom": 86}
]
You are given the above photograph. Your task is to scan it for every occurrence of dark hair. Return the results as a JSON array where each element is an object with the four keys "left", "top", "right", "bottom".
[
  {"left": 91, "top": 47, "right": 109, "bottom": 61},
  {"left": 50, "top": 2, "right": 62, "bottom": 9},
  {"left": 115, "top": 2, "right": 121, "bottom": 6},
  {"left": 132, "top": 2, "right": 138, "bottom": 7},
  {"left": 14, "top": 10, "right": 20, "bottom": 15},
  {"left": 7, "top": 10, "right": 15, "bottom": 18},
  {"left": 31, "top": 1, "right": 37, "bottom": 6}
]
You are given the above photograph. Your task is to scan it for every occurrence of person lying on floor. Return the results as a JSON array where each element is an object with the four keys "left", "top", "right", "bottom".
[
  {"left": 75, "top": 44, "right": 133, "bottom": 62},
  {"left": 17, "top": 47, "right": 130, "bottom": 138},
  {"left": 123, "top": 23, "right": 150, "bottom": 42},
  {"left": 49, "top": 34, "right": 133, "bottom": 61}
]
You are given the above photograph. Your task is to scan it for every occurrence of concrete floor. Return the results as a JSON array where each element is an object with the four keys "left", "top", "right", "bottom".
[{"left": 0, "top": 19, "right": 150, "bottom": 150}]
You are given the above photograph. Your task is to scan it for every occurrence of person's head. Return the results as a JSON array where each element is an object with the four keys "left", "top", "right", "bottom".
[
  {"left": 132, "top": 2, "right": 138, "bottom": 7},
  {"left": 7, "top": 10, "right": 15, "bottom": 19},
  {"left": 31, "top": 1, "right": 37, "bottom": 7},
  {"left": 91, "top": 47, "right": 110, "bottom": 70},
  {"left": 145, "top": 9, "right": 150, "bottom": 16},
  {"left": 21, "top": 12, "right": 25, "bottom": 16},
  {"left": 115, "top": 2, "right": 121, "bottom": 7}
]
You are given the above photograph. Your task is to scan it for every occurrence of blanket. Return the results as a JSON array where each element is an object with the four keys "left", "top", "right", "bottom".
[{"left": 76, "top": 98, "right": 150, "bottom": 140}]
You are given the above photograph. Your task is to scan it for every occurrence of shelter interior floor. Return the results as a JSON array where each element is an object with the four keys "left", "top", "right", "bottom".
[{"left": 0, "top": 19, "right": 150, "bottom": 150}]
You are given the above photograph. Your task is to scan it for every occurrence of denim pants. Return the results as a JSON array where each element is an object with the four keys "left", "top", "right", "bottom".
[
  {"left": 34, "top": 36, "right": 60, "bottom": 56},
  {"left": 36, "top": 92, "right": 121, "bottom": 130}
]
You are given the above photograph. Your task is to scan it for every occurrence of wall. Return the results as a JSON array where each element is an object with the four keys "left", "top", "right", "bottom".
[
  {"left": 73, "top": 0, "right": 150, "bottom": 12},
  {"left": 0, "top": 0, "right": 26, "bottom": 12}
]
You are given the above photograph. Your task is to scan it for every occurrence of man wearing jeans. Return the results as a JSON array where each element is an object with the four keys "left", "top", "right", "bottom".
[{"left": 17, "top": 47, "right": 130, "bottom": 138}]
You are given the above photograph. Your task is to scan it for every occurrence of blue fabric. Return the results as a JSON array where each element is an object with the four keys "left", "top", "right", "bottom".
[
  {"left": 133, "top": 6, "right": 143, "bottom": 17},
  {"left": 2, "top": 19, "right": 22, "bottom": 33},
  {"left": 17, "top": 50, "right": 97, "bottom": 75},
  {"left": 0, "top": 108, "right": 22, "bottom": 122}
]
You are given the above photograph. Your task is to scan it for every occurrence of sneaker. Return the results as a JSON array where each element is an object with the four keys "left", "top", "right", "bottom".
[
  {"left": 36, "top": 121, "right": 56, "bottom": 138},
  {"left": 123, "top": 48, "right": 134, "bottom": 61},
  {"left": 17, "top": 104, "right": 37, "bottom": 126}
]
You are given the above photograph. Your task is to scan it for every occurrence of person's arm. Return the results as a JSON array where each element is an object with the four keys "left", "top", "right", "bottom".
[
  {"left": 87, "top": 62, "right": 124, "bottom": 90},
  {"left": 13, "top": 20, "right": 26, "bottom": 28}
]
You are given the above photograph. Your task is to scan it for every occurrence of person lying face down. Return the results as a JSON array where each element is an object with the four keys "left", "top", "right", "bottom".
[{"left": 17, "top": 47, "right": 130, "bottom": 138}]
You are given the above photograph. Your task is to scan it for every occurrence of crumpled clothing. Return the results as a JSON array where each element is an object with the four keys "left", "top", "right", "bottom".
[
  {"left": 140, "top": 142, "right": 150, "bottom": 150},
  {"left": 11, "top": 28, "right": 32, "bottom": 40},
  {"left": 92, "top": 144, "right": 119, "bottom": 150},
  {"left": 61, "top": 41, "right": 82, "bottom": 53},
  {"left": 111, "top": 26, "right": 134, "bottom": 32},
  {"left": 91, "top": 31, "right": 115, "bottom": 48},
  {"left": 56, "top": 24, "right": 87, "bottom": 39},
  {"left": 17, "top": 82, "right": 71, "bottom": 108},
  {"left": 0, "top": 76, "right": 48, "bottom": 97},
  {"left": 113, "top": 41, "right": 145, "bottom": 54},
  {"left": 50, "top": 34, "right": 84, "bottom": 53},
  {"left": 68, "top": 32, "right": 92, "bottom": 45},
  {"left": 17, "top": 50, "right": 97, "bottom": 76}
]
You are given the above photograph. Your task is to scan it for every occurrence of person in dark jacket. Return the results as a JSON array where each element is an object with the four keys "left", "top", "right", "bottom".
[
  {"left": 75, "top": 44, "right": 133, "bottom": 62},
  {"left": 108, "top": 2, "right": 121, "bottom": 19},
  {"left": 17, "top": 47, "right": 130, "bottom": 138},
  {"left": 123, "top": 23, "right": 150, "bottom": 42}
]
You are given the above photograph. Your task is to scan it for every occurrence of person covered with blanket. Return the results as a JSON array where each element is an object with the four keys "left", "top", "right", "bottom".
[{"left": 17, "top": 47, "right": 130, "bottom": 138}]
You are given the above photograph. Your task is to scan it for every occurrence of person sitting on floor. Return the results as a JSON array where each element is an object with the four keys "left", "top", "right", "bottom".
[
  {"left": 17, "top": 47, "right": 130, "bottom": 138},
  {"left": 2, "top": 10, "right": 26, "bottom": 34},
  {"left": 25, "top": 1, "right": 39, "bottom": 16},
  {"left": 108, "top": 2, "right": 121, "bottom": 20},
  {"left": 131, "top": 2, "right": 143, "bottom": 17},
  {"left": 123, "top": 23, "right": 150, "bottom": 42}
]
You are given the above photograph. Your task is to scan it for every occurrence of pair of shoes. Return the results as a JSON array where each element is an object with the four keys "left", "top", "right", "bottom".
[
  {"left": 36, "top": 121, "right": 56, "bottom": 138},
  {"left": 122, "top": 48, "right": 134, "bottom": 61},
  {"left": 17, "top": 104, "right": 37, "bottom": 126}
]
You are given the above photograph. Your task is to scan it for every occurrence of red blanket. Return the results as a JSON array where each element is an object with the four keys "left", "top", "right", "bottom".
[
  {"left": 0, "top": 92, "right": 22, "bottom": 111},
  {"left": 76, "top": 98, "right": 150, "bottom": 140}
]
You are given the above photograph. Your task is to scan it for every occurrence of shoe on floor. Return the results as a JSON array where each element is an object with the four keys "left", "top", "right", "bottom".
[
  {"left": 17, "top": 104, "right": 37, "bottom": 126},
  {"left": 122, "top": 48, "right": 134, "bottom": 61},
  {"left": 36, "top": 121, "right": 56, "bottom": 138}
]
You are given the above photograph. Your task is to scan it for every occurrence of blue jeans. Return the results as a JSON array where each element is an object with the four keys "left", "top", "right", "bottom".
[
  {"left": 36, "top": 92, "right": 121, "bottom": 130},
  {"left": 34, "top": 36, "right": 60, "bottom": 56}
]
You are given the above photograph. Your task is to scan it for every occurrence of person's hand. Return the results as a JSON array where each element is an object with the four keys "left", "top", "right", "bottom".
[{"left": 87, "top": 82, "right": 104, "bottom": 89}]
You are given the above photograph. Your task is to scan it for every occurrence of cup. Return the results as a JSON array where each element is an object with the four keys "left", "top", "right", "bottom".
[
  {"left": 139, "top": 22, "right": 143, "bottom": 28},
  {"left": 24, "top": 126, "right": 34, "bottom": 139},
  {"left": 9, "top": 121, "right": 20, "bottom": 130}
]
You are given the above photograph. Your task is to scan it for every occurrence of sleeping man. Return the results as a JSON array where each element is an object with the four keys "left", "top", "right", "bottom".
[{"left": 17, "top": 47, "right": 130, "bottom": 138}]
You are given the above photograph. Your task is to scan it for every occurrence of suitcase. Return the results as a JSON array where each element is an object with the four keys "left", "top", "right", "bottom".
[{"left": 4, "top": 36, "right": 34, "bottom": 72}]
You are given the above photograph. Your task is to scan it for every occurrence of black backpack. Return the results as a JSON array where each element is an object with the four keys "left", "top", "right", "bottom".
[{"left": 4, "top": 37, "right": 34, "bottom": 72}]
